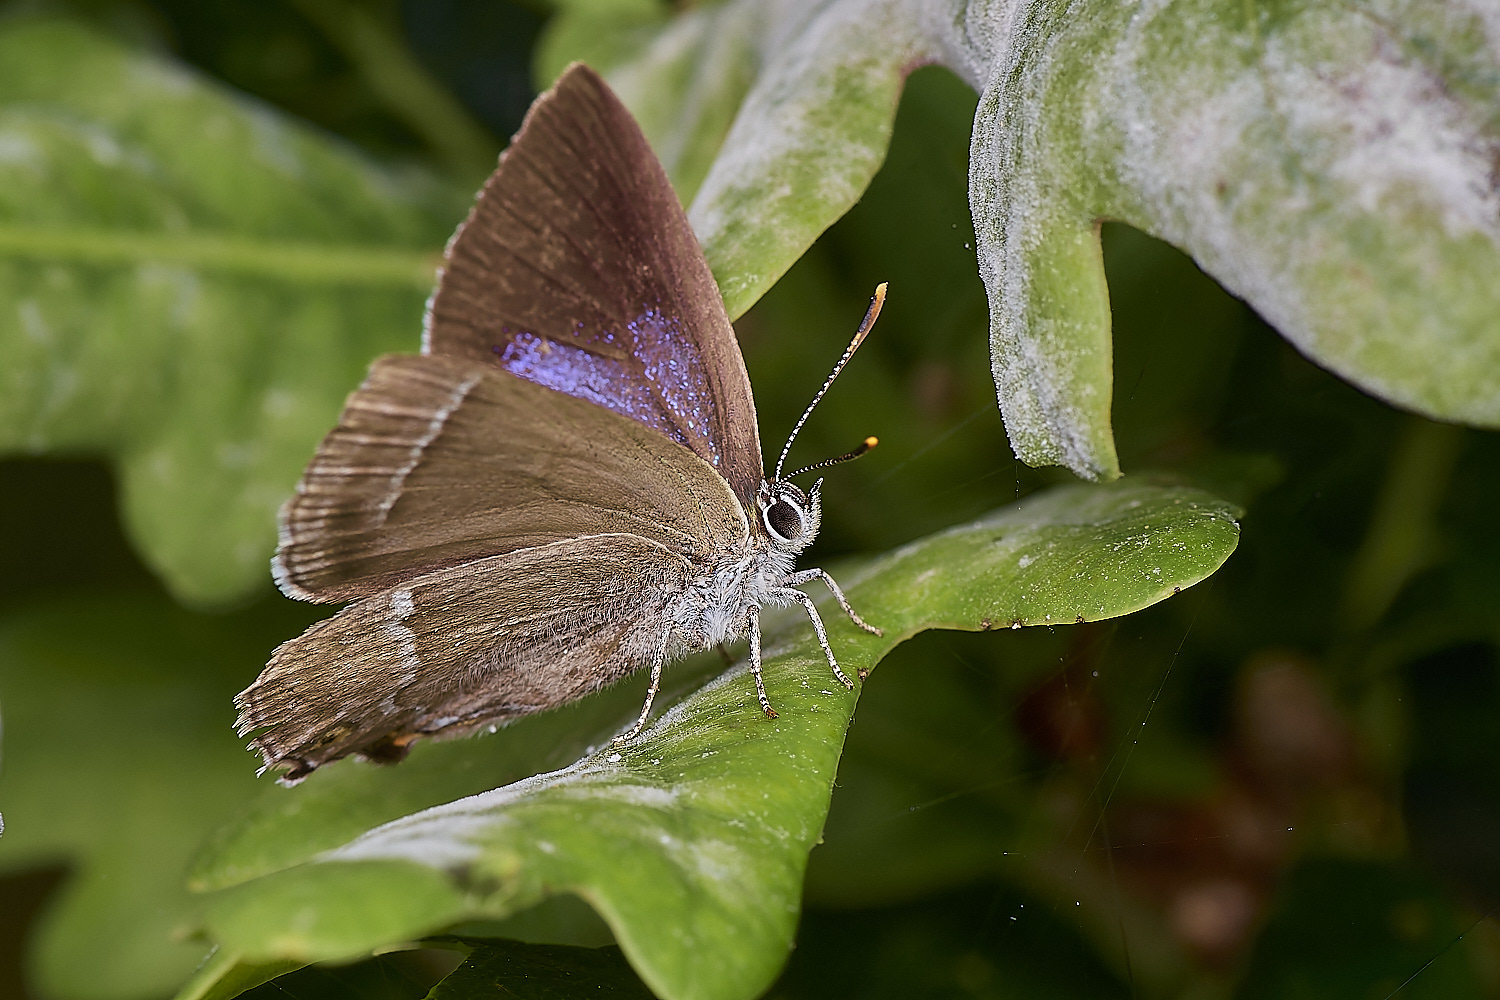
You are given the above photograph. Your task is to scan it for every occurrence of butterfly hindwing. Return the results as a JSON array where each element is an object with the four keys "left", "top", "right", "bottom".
[
  {"left": 423, "top": 63, "right": 765, "bottom": 509},
  {"left": 240, "top": 533, "right": 692, "bottom": 780}
]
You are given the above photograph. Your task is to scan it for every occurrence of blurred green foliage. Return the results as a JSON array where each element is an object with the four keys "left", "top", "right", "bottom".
[{"left": 1, "top": 2, "right": 1498, "bottom": 1000}]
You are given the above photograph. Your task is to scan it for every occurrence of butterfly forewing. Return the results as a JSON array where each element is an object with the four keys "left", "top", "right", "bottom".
[
  {"left": 424, "top": 64, "right": 764, "bottom": 509},
  {"left": 274, "top": 353, "right": 749, "bottom": 603}
]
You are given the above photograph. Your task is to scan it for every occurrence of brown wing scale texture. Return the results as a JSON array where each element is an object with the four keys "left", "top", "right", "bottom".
[
  {"left": 242, "top": 533, "right": 690, "bottom": 779},
  {"left": 274, "top": 353, "right": 749, "bottom": 603}
]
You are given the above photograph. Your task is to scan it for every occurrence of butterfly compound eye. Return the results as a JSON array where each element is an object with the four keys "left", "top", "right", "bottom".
[{"left": 765, "top": 500, "right": 805, "bottom": 542}]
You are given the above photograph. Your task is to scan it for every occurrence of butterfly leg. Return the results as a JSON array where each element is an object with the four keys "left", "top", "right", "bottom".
[
  {"left": 614, "top": 634, "right": 670, "bottom": 744},
  {"left": 773, "top": 587, "right": 855, "bottom": 691},
  {"left": 785, "top": 568, "right": 882, "bottom": 636},
  {"left": 748, "top": 604, "right": 778, "bottom": 719}
]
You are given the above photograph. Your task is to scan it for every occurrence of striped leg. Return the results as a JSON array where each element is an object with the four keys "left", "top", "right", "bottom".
[{"left": 785, "top": 567, "right": 881, "bottom": 635}]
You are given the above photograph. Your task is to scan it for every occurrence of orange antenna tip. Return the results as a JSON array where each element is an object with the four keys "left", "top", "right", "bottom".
[{"left": 784, "top": 434, "right": 880, "bottom": 480}]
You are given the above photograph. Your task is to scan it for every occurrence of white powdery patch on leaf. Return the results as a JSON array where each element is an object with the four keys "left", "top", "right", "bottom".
[
  {"left": 684, "top": 837, "right": 759, "bottom": 898},
  {"left": 963, "top": 0, "right": 1128, "bottom": 476},
  {"left": 321, "top": 756, "right": 623, "bottom": 869},
  {"left": 558, "top": 778, "right": 681, "bottom": 810},
  {"left": 608, "top": 0, "right": 768, "bottom": 198},
  {"left": 245, "top": 103, "right": 305, "bottom": 180},
  {"left": 1110, "top": 39, "right": 1321, "bottom": 364},
  {"left": 686, "top": 0, "right": 942, "bottom": 314},
  {"left": 0, "top": 127, "right": 43, "bottom": 170},
  {"left": 1268, "top": 32, "right": 1500, "bottom": 243},
  {"left": 125, "top": 53, "right": 196, "bottom": 96},
  {"left": 317, "top": 749, "right": 695, "bottom": 874}
]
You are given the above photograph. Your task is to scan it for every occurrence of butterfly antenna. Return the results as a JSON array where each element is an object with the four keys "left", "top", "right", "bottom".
[
  {"left": 773, "top": 282, "right": 887, "bottom": 481},
  {"left": 785, "top": 436, "right": 879, "bottom": 480}
]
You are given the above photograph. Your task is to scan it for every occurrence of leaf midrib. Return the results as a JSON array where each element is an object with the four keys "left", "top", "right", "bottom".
[{"left": 0, "top": 222, "right": 441, "bottom": 288}]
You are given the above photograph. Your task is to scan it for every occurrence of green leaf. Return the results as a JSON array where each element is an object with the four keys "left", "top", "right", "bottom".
[
  {"left": 0, "top": 18, "right": 465, "bottom": 605},
  {"left": 172, "top": 950, "right": 305, "bottom": 1000},
  {"left": 536, "top": 0, "right": 756, "bottom": 208},
  {"left": 0, "top": 592, "right": 323, "bottom": 1000},
  {"left": 966, "top": 0, "right": 1500, "bottom": 478},
  {"left": 190, "top": 481, "right": 1239, "bottom": 1000},
  {"left": 570, "top": 0, "right": 1500, "bottom": 478},
  {"left": 542, "top": 0, "right": 941, "bottom": 319},
  {"left": 534, "top": 1, "right": 672, "bottom": 106}
]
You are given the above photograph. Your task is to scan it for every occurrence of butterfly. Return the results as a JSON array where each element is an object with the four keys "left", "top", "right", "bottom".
[{"left": 235, "top": 63, "right": 883, "bottom": 784}]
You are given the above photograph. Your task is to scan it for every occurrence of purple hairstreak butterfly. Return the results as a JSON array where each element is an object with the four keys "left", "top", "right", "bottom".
[{"left": 235, "top": 63, "right": 885, "bottom": 784}]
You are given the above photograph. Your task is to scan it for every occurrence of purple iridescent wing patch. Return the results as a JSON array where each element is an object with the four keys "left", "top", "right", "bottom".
[{"left": 494, "top": 309, "right": 720, "bottom": 467}]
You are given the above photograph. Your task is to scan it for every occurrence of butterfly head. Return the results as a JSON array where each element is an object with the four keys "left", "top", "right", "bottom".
[{"left": 758, "top": 478, "right": 823, "bottom": 554}]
